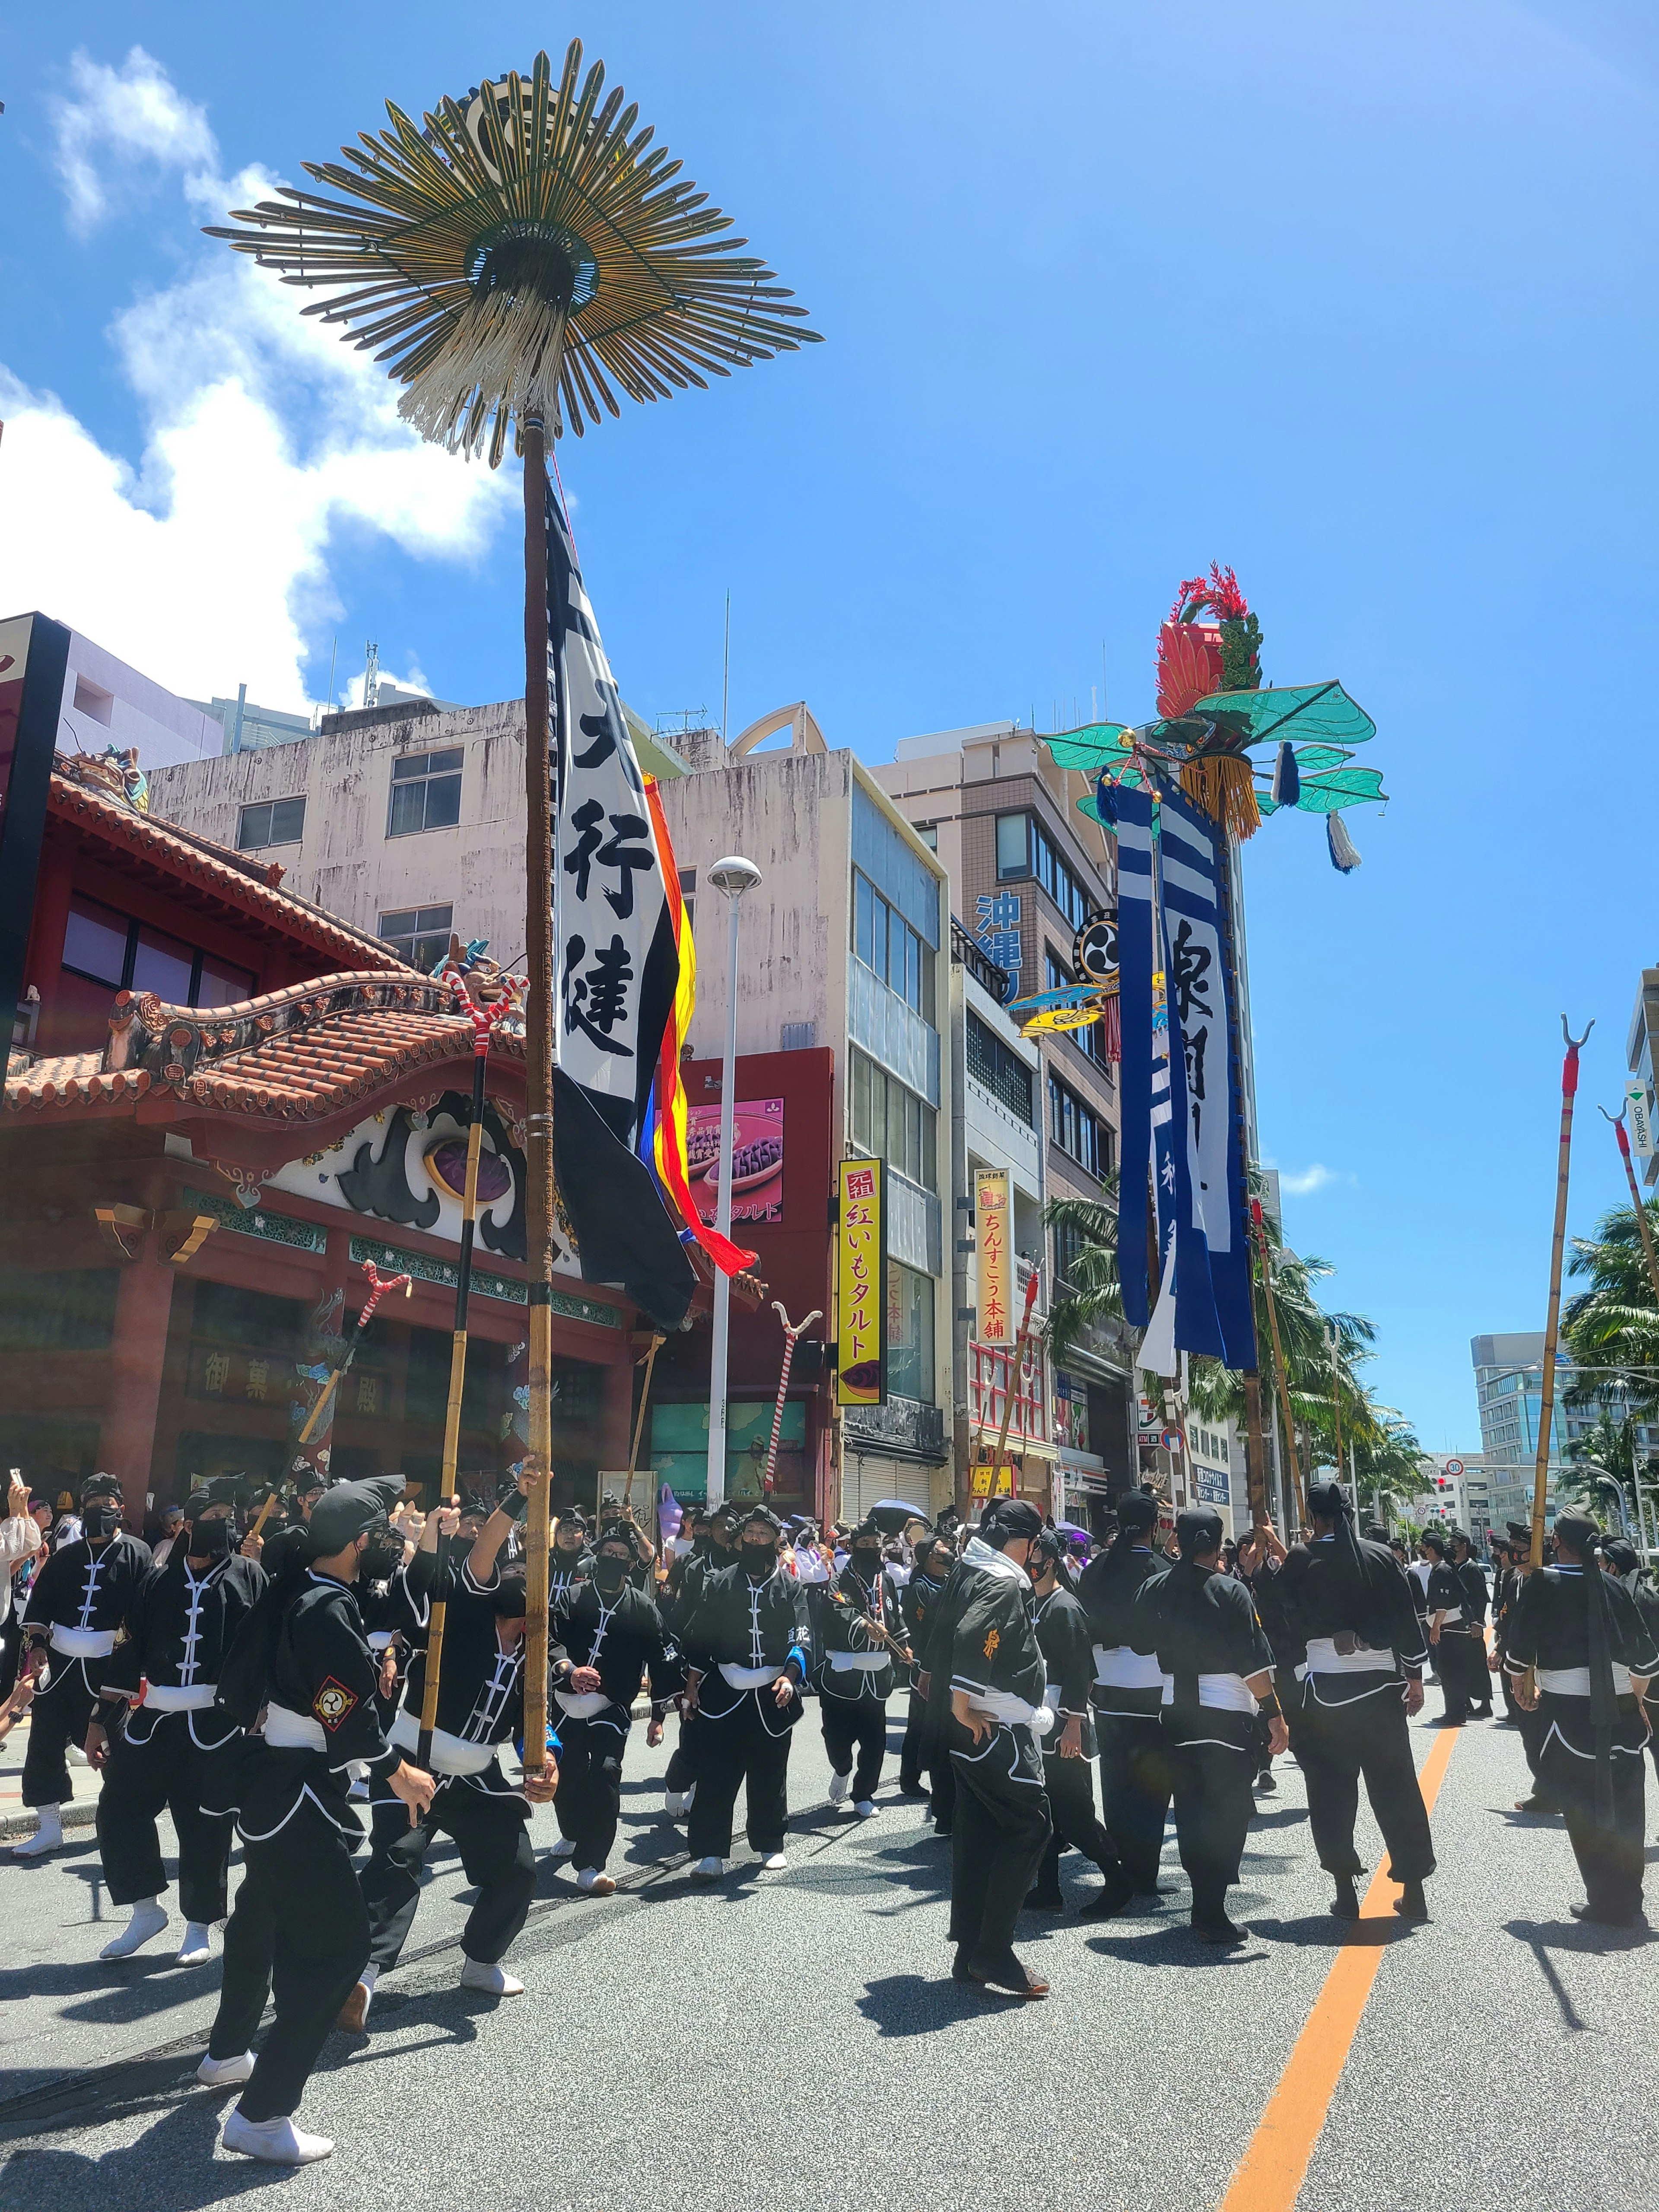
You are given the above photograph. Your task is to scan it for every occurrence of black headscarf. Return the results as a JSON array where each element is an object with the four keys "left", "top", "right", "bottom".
[{"left": 979, "top": 1498, "right": 1044, "bottom": 1548}]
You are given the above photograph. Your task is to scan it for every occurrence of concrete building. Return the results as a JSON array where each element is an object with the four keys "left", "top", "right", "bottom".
[
  {"left": 1414, "top": 1453, "right": 1497, "bottom": 1543},
  {"left": 876, "top": 722, "right": 1137, "bottom": 1524},
  {"left": 1627, "top": 971, "right": 1659, "bottom": 1189}
]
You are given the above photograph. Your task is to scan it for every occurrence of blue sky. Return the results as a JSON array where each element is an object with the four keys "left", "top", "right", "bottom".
[{"left": 3, "top": 2, "right": 1658, "bottom": 1446}]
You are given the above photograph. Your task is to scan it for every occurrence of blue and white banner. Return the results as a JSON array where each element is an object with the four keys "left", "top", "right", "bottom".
[
  {"left": 1156, "top": 786, "right": 1256, "bottom": 1370},
  {"left": 1113, "top": 783, "right": 1157, "bottom": 1329}
]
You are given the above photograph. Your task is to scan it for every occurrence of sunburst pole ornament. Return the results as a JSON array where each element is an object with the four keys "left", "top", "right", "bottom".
[{"left": 207, "top": 42, "right": 818, "bottom": 1777}]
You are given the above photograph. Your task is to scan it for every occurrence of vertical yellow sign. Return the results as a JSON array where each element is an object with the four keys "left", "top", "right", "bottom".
[
  {"left": 836, "top": 1157, "right": 886, "bottom": 1407},
  {"left": 975, "top": 1167, "right": 1012, "bottom": 1344}
]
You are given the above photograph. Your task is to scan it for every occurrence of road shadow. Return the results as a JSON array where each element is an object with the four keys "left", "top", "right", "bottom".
[
  {"left": 1083, "top": 1924, "right": 1271, "bottom": 1970},
  {"left": 855, "top": 1971, "right": 1000, "bottom": 2037},
  {"left": 1248, "top": 1806, "right": 1309, "bottom": 1830},
  {"left": 1248, "top": 1911, "right": 1422, "bottom": 1951},
  {"left": 0, "top": 2091, "right": 286, "bottom": 2207}
]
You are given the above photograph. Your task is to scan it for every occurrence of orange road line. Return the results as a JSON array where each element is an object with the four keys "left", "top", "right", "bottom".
[{"left": 1217, "top": 1726, "right": 1460, "bottom": 2212}]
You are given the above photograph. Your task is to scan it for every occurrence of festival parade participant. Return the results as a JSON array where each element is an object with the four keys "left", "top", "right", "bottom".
[
  {"left": 925, "top": 1496, "right": 1054, "bottom": 1999},
  {"left": 1506, "top": 1511, "right": 1658, "bottom": 1929},
  {"left": 818, "top": 1515, "right": 907, "bottom": 1816},
  {"left": 86, "top": 1479, "right": 266, "bottom": 1961},
  {"left": 1130, "top": 1507, "right": 1284, "bottom": 1948},
  {"left": 1424, "top": 1529, "right": 1488, "bottom": 1726},
  {"left": 13, "top": 1475, "right": 150, "bottom": 1859},
  {"left": 1283, "top": 1481, "right": 1434, "bottom": 1921},
  {"left": 679, "top": 1504, "right": 811, "bottom": 1878},
  {"left": 548, "top": 1508, "right": 595, "bottom": 1608},
  {"left": 341, "top": 1475, "right": 556, "bottom": 2032},
  {"left": 200, "top": 1475, "right": 436, "bottom": 2165},
  {"left": 547, "top": 1523, "right": 679, "bottom": 1890},
  {"left": 661, "top": 1500, "right": 739, "bottom": 1818},
  {"left": 1025, "top": 1528, "right": 1132, "bottom": 1918},
  {"left": 1077, "top": 1491, "right": 1171, "bottom": 1894},
  {"left": 250, "top": 1467, "right": 331, "bottom": 1575},
  {"left": 898, "top": 1531, "right": 953, "bottom": 1797}
]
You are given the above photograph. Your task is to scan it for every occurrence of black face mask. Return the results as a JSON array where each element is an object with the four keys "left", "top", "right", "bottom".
[
  {"left": 189, "top": 1519, "right": 232, "bottom": 1561},
  {"left": 740, "top": 1543, "right": 776, "bottom": 1578},
  {"left": 851, "top": 1547, "right": 882, "bottom": 1578},
  {"left": 358, "top": 1529, "right": 403, "bottom": 1583},
  {"left": 85, "top": 1504, "right": 120, "bottom": 1541},
  {"left": 592, "top": 1555, "right": 630, "bottom": 1593}
]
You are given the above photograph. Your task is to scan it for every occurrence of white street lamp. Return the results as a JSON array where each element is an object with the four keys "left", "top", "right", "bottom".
[{"left": 706, "top": 855, "right": 763, "bottom": 1507}]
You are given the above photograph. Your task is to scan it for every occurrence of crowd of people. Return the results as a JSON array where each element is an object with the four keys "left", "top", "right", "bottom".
[{"left": 3, "top": 1464, "right": 1656, "bottom": 2166}]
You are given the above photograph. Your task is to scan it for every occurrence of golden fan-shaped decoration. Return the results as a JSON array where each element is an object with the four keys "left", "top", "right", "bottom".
[{"left": 206, "top": 41, "right": 820, "bottom": 464}]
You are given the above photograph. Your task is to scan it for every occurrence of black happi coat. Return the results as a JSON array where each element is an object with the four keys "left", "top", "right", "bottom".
[
  {"left": 385, "top": 1552, "right": 533, "bottom": 1802},
  {"left": 924, "top": 1547, "right": 1047, "bottom": 1728},
  {"left": 1426, "top": 1559, "right": 1484, "bottom": 1629},
  {"left": 223, "top": 1569, "right": 400, "bottom": 1839},
  {"left": 551, "top": 1576, "right": 680, "bottom": 1714},
  {"left": 900, "top": 1569, "right": 947, "bottom": 1672},
  {"left": 1077, "top": 1540, "right": 1166, "bottom": 1717},
  {"left": 817, "top": 1557, "right": 906, "bottom": 1704},
  {"left": 22, "top": 1532, "right": 152, "bottom": 1691},
  {"left": 1033, "top": 1583, "right": 1097, "bottom": 1758},
  {"left": 1129, "top": 1562, "right": 1274, "bottom": 1752},
  {"left": 1284, "top": 1535, "right": 1428, "bottom": 1710},
  {"left": 548, "top": 1543, "right": 595, "bottom": 1612},
  {"left": 105, "top": 1550, "right": 267, "bottom": 1751},
  {"left": 681, "top": 1560, "right": 812, "bottom": 1725},
  {"left": 1503, "top": 1566, "right": 1659, "bottom": 1759}
]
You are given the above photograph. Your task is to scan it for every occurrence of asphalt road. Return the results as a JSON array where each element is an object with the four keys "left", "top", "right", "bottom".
[{"left": 1, "top": 1705, "right": 1654, "bottom": 2212}]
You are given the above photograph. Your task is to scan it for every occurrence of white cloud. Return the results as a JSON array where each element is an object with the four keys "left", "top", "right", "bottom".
[
  {"left": 3, "top": 58, "right": 514, "bottom": 716},
  {"left": 51, "top": 47, "right": 218, "bottom": 235},
  {"left": 1278, "top": 1164, "right": 1339, "bottom": 1197}
]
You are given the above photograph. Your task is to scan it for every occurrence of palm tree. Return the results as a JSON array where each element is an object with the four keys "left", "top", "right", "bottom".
[
  {"left": 1561, "top": 1198, "right": 1659, "bottom": 1418},
  {"left": 1043, "top": 1187, "right": 1123, "bottom": 1364},
  {"left": 1559, "top": 1408, "right": 1639, "bottom": 1531}
]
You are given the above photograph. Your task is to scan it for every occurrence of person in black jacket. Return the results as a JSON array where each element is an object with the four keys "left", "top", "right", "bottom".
[
  {"left": 925, "top": 1497, "right": 1054, "bottom": 1999},
  {"left": 547, "top": 1526, "right": 679, "bottom": 1888},
  {"left": 817, "top": 1517, "right": 907, "bottom": 1815},
  {"left": 1076, "top": 1491, "right": 1170, "bottom": 1895},
  {"left": 13, "top": 1474, "right": 150, "bottom": 1858},
  {"left": 1129, "top": 1506, "right": 1283, "bottom": 1947},
  {"left": 1424, "top": 1529, "right": 1486, "bottom": 1725},
  {"left": 251, "top": 1469, "right": 331, "bottom": 1579},
  {"left": 1284, "top": 1481, "right": 1434, "bottom": 1921},
  {"left": 1506, "top": 1512, "right": 1658, "bottom": 1929},
  {"left": 1025, "top": 1529, "right": 1131, "bottom": 1919},
  {"left": 897, "top": 1532, "right": 952, "bottom": 1796},
  {"left": 200, "top": 1475, "right": 437, "bottom": 2166},
  {"left": 679, "top": 1505, "right": 812, "bottom": 1877},
  {"left": 661, "top": 1502, "right": 739, "bottom": 1819},
  {"left": 86, "top": 1480, "right": 266, "bottom": 1962},
  {"left": 548, "top": 1509, "right": 595, "bottom": 1608}
]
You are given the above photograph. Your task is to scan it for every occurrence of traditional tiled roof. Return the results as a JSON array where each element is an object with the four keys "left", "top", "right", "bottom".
[
  {"left": 6, "top": 971, "right": 524, "bottom": 1123},
  {"left": 48, "top": 755, "right": 409, "bottom": 974}
]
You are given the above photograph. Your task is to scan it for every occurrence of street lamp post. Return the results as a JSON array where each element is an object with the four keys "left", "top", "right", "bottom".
[{"left": 705, "top": 856, "right": 763, "bottom": 1509}]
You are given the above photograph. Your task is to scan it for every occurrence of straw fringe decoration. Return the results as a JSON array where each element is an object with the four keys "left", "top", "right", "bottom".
[{"left": 1178, "top": 751, "right": 1262, "bottom": 840}]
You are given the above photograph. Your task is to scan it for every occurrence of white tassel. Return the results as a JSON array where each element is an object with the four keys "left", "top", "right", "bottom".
[
  {"left": 1326, "top": 812, "right": 1362, "bottom": 873},
  {"left": 397, "top": 291, "right": 569, "bottom": 454}
]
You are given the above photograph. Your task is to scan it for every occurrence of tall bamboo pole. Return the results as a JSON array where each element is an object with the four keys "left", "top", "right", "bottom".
[
  {"left": 1214, "top": 830, "right": 1270, "bottom": 1528},
  {"left": 1251, "top": 1197, "right": 1308, "bottom": 1531},
  {"left": 521, "top": 412, "right": 556, "bottom": 1778},
  {"left": 993, "top": 1269, "right": 1042, "bottom": 1501},
  {"left": 1530, "top": 1019, "right": 1594, "bottom": 1570}
]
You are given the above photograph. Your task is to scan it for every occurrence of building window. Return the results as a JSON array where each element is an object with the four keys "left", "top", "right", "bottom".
[
  {"left": 1046, "top": 947, "right": 1110, "bottom": 1071},
  {"left": 1052, "top": 1214, "right": 1090, "bottom": 1289},
  {"left": 851, "top": 1046, "right": 937, "bottom": 1188},
  {"left": 388, "top": 747, "right": 464, "bottom": 836},
  {"left": 915, "top": 823, "right": 938, "bottom": 851},
  {"left": 996, "top": 810, "right": 1090, "bottom": 931},
  {"left": 1049, "top": 1073, "right": 1109, "bottom": 1179},
  {"left": 60, "top": 893, "right": 255, "bottom": 1007},
  {"left": 379, "top": 904, "right": 454, "bottom": 972},
  {"left": 887, "top": 1261, "right": 935, "bottom": 1403},
  {"left": 237, "top": 795, "right": 306, "bottom": 850},
  {"left": 853, "top": 869, "right": 936, "bottom": 1020},
  {"left": 966, "top": 1009, "right": 1033, "bottom": 1126}
]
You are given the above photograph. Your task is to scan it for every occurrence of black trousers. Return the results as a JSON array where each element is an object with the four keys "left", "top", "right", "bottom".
[
  {"left": 899, "top": 1689, "right": 930, "bottom": 1789},
  {"left": 664, "top": 1707, "right": 701, "bottom": 1795},
  {"left": 1297, "top": 1684, "right": 1435, "bottom": 1884},
  {"left": 1515, "top": 1697, "right": 1554, "bottom": 1798},
  {"left": 554, "top": 1710, "right": 629, "bottom": 1871},
  {"left": 821, "top": 1695, "right": 888, "bottom": 1800},
  {"left": 686, "top": 1692, "right": 797, "bottom": 1859},
  {"left": 1166, "top": 1737, "right": 1254, "bottom": 1924},
  {"left": 1436, "top": 1630, "right": 1488, "bottom": 1720},
  {"left": 361, "top": 1780, "right": 535, "bottom": 1971},
  {"left": 96, "top": 1713, "right": 235, "bottom": 1921},
  {"left": 21, "top": 1659, "right": 102, "bottom": 1808},
  {"left": 947, "top": 1721, "right": 1052, "bottom": 1956},
  {"left": 1538, "top": 1700, "right": 1648, "bottom": 1923},
  {"left": 209, "top": 1802, "right": 370, "bottom": 2123},
  {"left": 1095, "top": 1708, "right": 1172, "bottom": 1892},
  {"left": 1036, "top": 1750, "right": 1123, "bottom": 1894}
]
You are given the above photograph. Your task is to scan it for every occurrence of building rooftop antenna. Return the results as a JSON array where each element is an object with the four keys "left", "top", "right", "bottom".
[{"left": 364, "top": 640, "right": 380, "bottom": 709}]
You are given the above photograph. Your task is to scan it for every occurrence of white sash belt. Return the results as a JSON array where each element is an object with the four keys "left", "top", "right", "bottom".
[
  {"left": 1093, "top": 1644, "right": 1164, "bottom": 1689},
  {"left": 967, "top": 1688, "right": 1055, "bottom": 1733},
  {"left": 1163, "top": 1672, "right": 1259, "bottom": 1714},
  {"left": 391, "top": 1706, "right": 494, "bottom": 1774},
  {"left": 554, "top": 1688, "right": 612, "bottom": 1718},
  {"left": 1304, "top": 1637, "right": 1397, "bottom": 1677},
  {"left": 1437, "top": 1607, "right": 1464, "bottom": 1624},
  {"left": 720, "top": 1662, "right": 783, "bottom": 1689},
  {"left": 263, "top": 1703, "right": 327, "bottom": 1751},
  {"left": 1537, "top": 1665, "right": 1633, "bottom": 1697},
  {"left": 827, "top": 1652, "right": 888, "bottom": 1673},
  {"left": 51, "top": 1626, "right": 116, "bottom": 1658},
  {"left": 142, "top": 1683, "right": 218, "bottom": 1712}
]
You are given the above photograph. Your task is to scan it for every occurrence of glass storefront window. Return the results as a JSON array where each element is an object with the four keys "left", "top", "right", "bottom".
[{"left": 887, "top": 1262, "right": 934, "bottom": 1403}]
